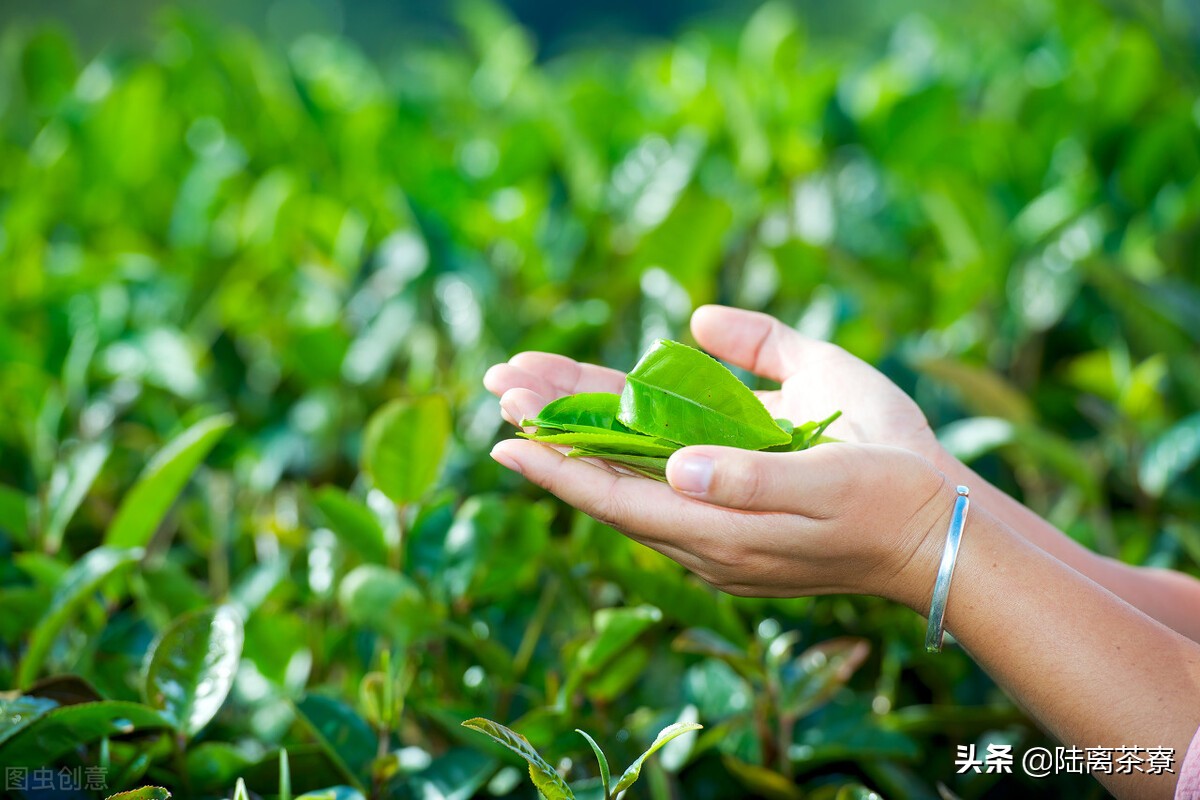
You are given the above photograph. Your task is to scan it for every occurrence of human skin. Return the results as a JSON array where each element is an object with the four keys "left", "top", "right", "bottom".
[
  {"left": 484, "top": 304, "right": 1200, "bottom": 643},
  {"left": 482, "top": 305, "right": 1200, "bottom": 799}
]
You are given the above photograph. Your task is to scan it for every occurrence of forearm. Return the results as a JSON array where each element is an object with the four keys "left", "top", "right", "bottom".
[
  {"left": 901, "top": 499, "right": 1200, "bottom": 799},
  {"left": 936, "top": 453, "right": 1200, "bottom": 643}
]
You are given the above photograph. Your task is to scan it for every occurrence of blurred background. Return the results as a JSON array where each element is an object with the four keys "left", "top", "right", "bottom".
[{"left": 1, "top": 0, "right": 1199, "bottom": 798}]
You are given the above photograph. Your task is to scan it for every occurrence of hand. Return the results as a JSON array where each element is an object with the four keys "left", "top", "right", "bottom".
[
  {"left": 484, "top": 305, "right": 942, "bottom": 459},
  {"left": 489, "top": 430, "right": 951, "bottom": 606}
]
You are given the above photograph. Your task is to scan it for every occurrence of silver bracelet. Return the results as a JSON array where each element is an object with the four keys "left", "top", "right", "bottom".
[{"left": 925, "top": 485, "right": 971, "bottom": 654}]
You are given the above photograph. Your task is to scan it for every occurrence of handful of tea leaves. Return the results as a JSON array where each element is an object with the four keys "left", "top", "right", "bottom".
[{"left": 518, "top": 339, "right": 841, "bottom": 481}]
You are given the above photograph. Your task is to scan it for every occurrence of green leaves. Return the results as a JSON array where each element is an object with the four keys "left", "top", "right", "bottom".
[
  {"left": 337, "top": 564, "right": 437, "bottom": 646},
  {"left": 361, "top": 396, "right": 451, "bottom": 505},
  {"left": 516, "top": 341, "right": 839, "bottom": 480},
  {"left": 461, "top": 717, "right": 574, "bottom": 800},
  {"left": 142, "top": 605, "right": 245, "bottom": 738},
  {"left": 611, "top": 721, "right": 703, "bottom": 794},
  {"left": 106, "top": 414, "right": 234, "bottom": 548},
  {"left": 620, "top": 340, "right": 790, "bottom": 449},
  {"left": 19, "top": 545, "right": 144, "bottom": 688},
  {"left": 106, "top": 788, "right": 172, "bottom": 800},
  {"left": 522, "top": 393, "right": 630, "bottom": 432},
  {"left": 462, "top": 716, "right": 702, "bottom": 800},
  {"left": 575, "top": 730, "right": 611, "bottom": 797}
]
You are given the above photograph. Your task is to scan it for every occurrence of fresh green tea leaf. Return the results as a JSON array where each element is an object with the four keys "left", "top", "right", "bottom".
[
  {"left": 522, "top": 393, "right": 628, "bottom": 432},
  {"left": 105, "top": 788, "right": 171, "bottom": 800},
  {"left": 567, "top": 450, "right": 669, "bottom": 481},
  {"left": 619, "top": 340, "right": 790, "bottom": 449},
  {"left": 611, "top": 721, "right": 703, "bottom": 793},
  {"left": 520, "top": 430, "right": 679, "bottom": 457},
  {"left": 142, "top": 605, "right": 244, "bottom": 738},
  {"left": 461, "top": 717, "right": 574, "bottom": 800},
  {"left": 575, "top": 729, "right": 611, "bottom": 797},
  {"left": 19, "top": 545, "right": 143, "bottom": 688},
  {"left": 361, "top": 396, "right": 451, "bottom": 505},
  {"left": 314, "top": 486, "right": 389, "bottom": 565},
  {"left": 106, "top": 413, "right": 234, "bottom": 548},
  {"left": 43, "top": 439, "right": 111, "bottom": 554}
]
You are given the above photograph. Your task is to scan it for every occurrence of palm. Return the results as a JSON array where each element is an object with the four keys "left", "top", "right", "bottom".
[{"left": 484, "top": 305, "right": 939, "bottom": 461}]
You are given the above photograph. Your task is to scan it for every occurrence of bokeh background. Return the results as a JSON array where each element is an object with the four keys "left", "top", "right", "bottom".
[{"left": 1, "top": 0, "right": 1199, "bottom": 798}]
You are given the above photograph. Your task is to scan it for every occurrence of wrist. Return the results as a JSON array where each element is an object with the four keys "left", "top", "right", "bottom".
[{"left": 880, "top": 475, "right": 963, "bottom": 614}]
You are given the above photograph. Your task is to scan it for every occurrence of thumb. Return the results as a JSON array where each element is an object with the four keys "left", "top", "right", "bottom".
[{"left": 666, "top": 444, "right": 855, "bottom": 514}]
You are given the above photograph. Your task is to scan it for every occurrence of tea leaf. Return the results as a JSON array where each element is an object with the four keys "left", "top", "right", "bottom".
[
  {"left": 106, "top": 413, "right": 234, "bottom": 548},
  {"left": 142, "top": 605, "right": 244, "bottom": 738},
  {"left": 19, "top": 545, "right": 144, "bottom": 688},
  {"left": 361, "top": 396, "right": 451, "bottom": 505},
  {"left": 522, "top": 392, "right": 628, "bottom": 432},
  {"left": 612, "top": 721, "right": 703, "bottom": 793},
  {"left": 618, "top": 340, "right": 790, "bottom": 449},
  {"left": 461, "top": 717, "right": 574, "bottom": 800},
  {"left": 521, "top": 430, "right": 680, "bottom": 457},
  {"left": 575, "top": 729, "right": 611, "bottom": 797}
]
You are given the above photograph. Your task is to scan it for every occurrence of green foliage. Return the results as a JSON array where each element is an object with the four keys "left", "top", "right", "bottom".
[
  {"left": 0, "top": 0, "right": 1197, "bottom": 797},
  {"left": 142, "top": 605, "right": 245, "bottom": 738},
  {"left": 620, "top": 339, "right": 791, "bottom": 448},
  {"left": 518, "top": 340, "right": 838, "bottom": 478}
]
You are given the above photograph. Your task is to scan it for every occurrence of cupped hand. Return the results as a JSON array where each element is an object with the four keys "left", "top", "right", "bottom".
[
  {"left": 488, "top": 434, "right": 951, "bottom": 607},
  {"left": 483, "top": 305, "right": 942, "bottom": 459}
]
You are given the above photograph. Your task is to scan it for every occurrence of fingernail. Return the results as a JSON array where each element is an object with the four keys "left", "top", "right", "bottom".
[
  {"left": 491, "top": 445, "right": 522, "bottom": 475},
  {"left": 671, "top": 454, "right": 713, "bottom": 494}
]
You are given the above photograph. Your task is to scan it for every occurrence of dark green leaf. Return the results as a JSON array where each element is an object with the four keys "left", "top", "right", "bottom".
[
  {"left": 19, "top": 545, "right": 144, "bottom": 688},
  {"left": 0, "top": 700, "right": 172, "bottom": 768},
  {"left": 294, "top": 694, "right": 375, "bottom": 787},
  {"left": 0, "top": 695, "right": 58, "bottom": 747}
]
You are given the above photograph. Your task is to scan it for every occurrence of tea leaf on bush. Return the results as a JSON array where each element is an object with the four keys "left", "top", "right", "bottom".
[
  {"left": 575, "top": 729, "right": 611, "bottom": 797},
  {"left": 19, "top": 545, "right": 144, "bottom": 688},
  {"left": 106, "top": 413, "right": 234, "bottom": 548},
  {"left": 0, "top": 700, "right": 172, "bottom": 768},
  {"left": 619, "top": 340, "right": 790, "bottom": 449},
  {"left": 461, "top": 717, "right": 574, "bottom": 800},
  {"left": 313, "top": 487, "right": 389, "bottom": 565},
  {"left": 142, "top": 605, "right": 244, "bottom": 739},
  {"left": 612, "top": 721, "right": 703, "bottom": 794},
  {"left": 1139, "top": 411, "right": 1200, "bottom": 498},
  {"left": 361, "top": 396, "right": 451, "bottom": 505},
  {"left": 43, "top": 439, "right": 110, "bottom": 554},
  {"left": 105, "top": 788, "right": 171, "bottom": 800}
]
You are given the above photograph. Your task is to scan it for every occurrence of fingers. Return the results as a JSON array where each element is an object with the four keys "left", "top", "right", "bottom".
[
  {"left": 483, "top": 363, "right": 562, "bottom": 401},
  {"left": 489, "top": 438, "right": 763, "bottom": 550},
  {"left": 498, "top": 388, "right": 548, "bottom": 427},
  {"left": 690, "top": 304, "right": 833, "bottom": 383},
  {"left": 666, "top": 443, "right": 865, "bottom": 516},
  {"left": 507, "top": 352, "right": 626, "bottom": 395}
]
